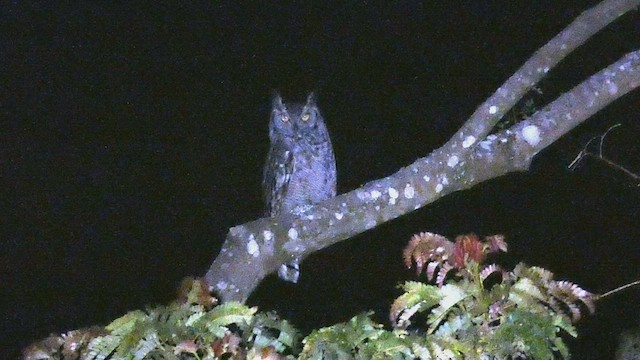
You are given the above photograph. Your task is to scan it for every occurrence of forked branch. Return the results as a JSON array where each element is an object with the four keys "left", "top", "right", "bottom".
[{"left": 205, "top": 0, "right": 640, "bottom": 302}]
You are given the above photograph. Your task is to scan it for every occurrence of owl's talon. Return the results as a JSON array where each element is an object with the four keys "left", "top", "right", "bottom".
[
  {"left": 278, "top": 259, "right": 300, "bottom": 283},
  {"left": 291, "top": 204, "right": 314, "bottom": 216}
]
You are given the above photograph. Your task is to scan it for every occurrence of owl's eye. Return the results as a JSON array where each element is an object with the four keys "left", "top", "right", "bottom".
[{"left": 301, "top": 113, "right": 310, "bottom": 122}]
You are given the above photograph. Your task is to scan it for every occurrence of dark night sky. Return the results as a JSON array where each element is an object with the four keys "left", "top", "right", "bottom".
[{"left": 2, "top": 2, "right": 640, "bottom": 358}]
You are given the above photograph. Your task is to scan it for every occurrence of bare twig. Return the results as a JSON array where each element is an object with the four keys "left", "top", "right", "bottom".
[
  {"left": 598, "top": 279, "right": 640, "bottom": 299},
  {"left": 569, "top": 123, "right": 640, "bottom": 185}
]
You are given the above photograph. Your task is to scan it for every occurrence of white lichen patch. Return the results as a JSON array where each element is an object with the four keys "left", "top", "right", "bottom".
[
  {"left": 435, "top": 183, "right": 443, "bottom": 193},
  {"left": 423, "top": 175, "right": 430, "bottom": 182},
  {"left": 335, "top": 212, "right": 344, "bottom": 220},
  {"left": 292, "top": 204, "right": 313, "bottom": 215},
  {"left": 370, "top": 190, "right": 382, "bottom": 200},
  {"left": 522, "top": 125, "right": 541, "bottom": 146},
  {"left": 262, "top": 231, "right": 274, "bottom": 255},
  {"left": 441, "top": 176, "right": 449, "bottom": 186},
  {"left": 462, "top": 135, "right": 476, "bottom": 148},
  {"left": 480, "top": 140, "right": 492, "bottom": 151},
  {"left": 288, "top": 228, "right": 298, "bottom": 240},
  {"left": 388, "top": 187, "right": 399, "bottom": 199},
  {"left": 388, "top": 187, "right": 399, "bottom": 204},
  {"left": 216, "top": 281, "right": 228, "bottom": 290},
  {"left": 447, "top": 155, "right": 459, "bottom": 168},
  {"left": 247, "top": 239, "right": 259, "bottom": 257},
  {"left": 606, "top": 79, "right": 618, "bottom": 95},
  {"left": 489, "top": 105, "right": 498, "bottom": 114},
  {"left": 404, "top": 184, "right": 415, "bottom": 199}
]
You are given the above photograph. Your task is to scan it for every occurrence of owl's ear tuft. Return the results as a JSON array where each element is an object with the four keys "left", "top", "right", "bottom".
[
  {"left": 306, "top": 92, "right": 317, "bottom": 106},
  {"left": 272, "top": 92, "right": 284, "bottom": 110}
]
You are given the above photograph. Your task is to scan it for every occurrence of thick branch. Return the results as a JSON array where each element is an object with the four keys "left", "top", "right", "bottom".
[
  {"left": 205, "top": 49, "right": 640, "bottom": 302},
  {"left": 437, "top": 0, "right": 639, "bottom": 159}
]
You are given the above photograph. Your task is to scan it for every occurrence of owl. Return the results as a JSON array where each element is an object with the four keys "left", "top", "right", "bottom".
[{"left": 263, "top": 92, "right": 337, "bottom": 283}]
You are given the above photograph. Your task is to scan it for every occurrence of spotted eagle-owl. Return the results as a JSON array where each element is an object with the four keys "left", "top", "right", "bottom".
[{"left": 263, "top": 92, "right": 337, "bottom": 283}]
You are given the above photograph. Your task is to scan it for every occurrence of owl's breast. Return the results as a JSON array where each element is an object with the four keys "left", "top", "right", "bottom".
[{"left": 281, "top": 143, "right": 337, "bottom": 213}]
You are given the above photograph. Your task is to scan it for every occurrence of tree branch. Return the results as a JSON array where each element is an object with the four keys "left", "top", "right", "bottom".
[
  {"left": 204, "top": 0, "right": 640, "bottom": 303},
  {"left": 437, "top": 0, "right": 639, "bottom": 158}
]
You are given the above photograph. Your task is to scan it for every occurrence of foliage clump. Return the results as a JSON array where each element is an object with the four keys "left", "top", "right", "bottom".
[
  {"left": 23, "top": 277, "right": 299, "bottom": 360},
  {"left": 300, "top": 233, "right": 595, "bottom": 359},
  {"left": 24, "top": 233, "right": 596, "bottom": 359},
  {"left": 390, "top": 232, "right": 594, "bottom": 359}
]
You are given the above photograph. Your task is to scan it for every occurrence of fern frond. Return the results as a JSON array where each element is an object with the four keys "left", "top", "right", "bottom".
[
  {"left": 484, "top": 234, "right": 508, "bottom": 254},
  {"left": 300, "top": 312, "right": 383, "bottom": 360},
  {"left": 86, "top": 335, "right": 120, "bottom": 360},
  {"left": 177, "top": 277, "right": 218, "bottom": 309},
  {"left": 106, "top": 310, "right": 147, "bottom": 336},
  {"left": 489, "top": 308, "right": 567, "bottom": 359},
  {"left": 550, "top": 280, "right": 596, "bottom": 317},
  {"left": 358, "top": 330, "right": 416, "bottom": 359},
  {"left": 511, "top": 277, "right": 547, "bottom": 303},
  {"left": 249, "top": 311, "right": 300, "bottom": 353},
  {"left": 403, "top": 232, "right": 454, "bottom": 276},
  {"left": 132, "top": 331, "right": 161, "bottom": 359},
  {"left": 479, "top": 264, "right": 503, "bottom": 282},
  {"left": 435, "top": 263, "right": 455, "bottom": 287},
  {"left": 390, "top": 281, "right": 441, "bottom": 328},
  {"left": 210, "top": 301, "right": 257, "bottom": 326},
  {"left": 427, "top": 284, "right": 469, "bottom": 334}
]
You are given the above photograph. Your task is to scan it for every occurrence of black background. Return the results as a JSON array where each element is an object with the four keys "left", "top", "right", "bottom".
[{"left": 3, "top": 2, "right": 640, "bottom": 359}]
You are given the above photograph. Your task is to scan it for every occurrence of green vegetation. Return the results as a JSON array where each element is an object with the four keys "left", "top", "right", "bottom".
[{"left": 24, "top": 233, "right": 595, "bottom": 359}]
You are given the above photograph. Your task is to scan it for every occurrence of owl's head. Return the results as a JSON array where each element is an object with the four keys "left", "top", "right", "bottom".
[{"left": 269, "top": 92, "right": 328, "bottom": 143}]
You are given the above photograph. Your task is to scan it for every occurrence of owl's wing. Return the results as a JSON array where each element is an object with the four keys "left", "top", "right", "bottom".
[{"left": 263, "top": 144, "right": 294, "bottom": 216}]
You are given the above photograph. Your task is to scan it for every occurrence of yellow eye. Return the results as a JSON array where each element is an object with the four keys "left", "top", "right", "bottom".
[
  {"left": 281, "top": 115, "right": 289, "bottom": 122},
  {"left": 301, "top": 113, "right": 310, "bottom": 122}
]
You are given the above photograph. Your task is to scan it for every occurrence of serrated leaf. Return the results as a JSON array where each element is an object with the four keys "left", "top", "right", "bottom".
[{"left": 427, "top": 284, "right": 468, "bottom": 334}]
